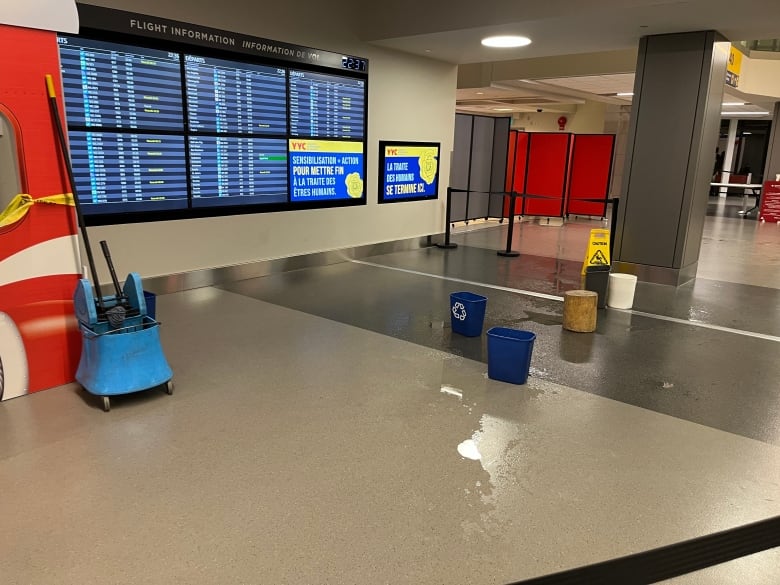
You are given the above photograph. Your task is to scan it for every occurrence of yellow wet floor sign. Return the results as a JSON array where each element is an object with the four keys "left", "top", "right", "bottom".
[{"left": 581, "top": 228, "right": 610, "bottom": 274}]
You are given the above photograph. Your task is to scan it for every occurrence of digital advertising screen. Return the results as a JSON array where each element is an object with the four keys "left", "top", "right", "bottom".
[
  {"left": 56, "top": 30, "right": 368, "bottom": 224},
  {"left": 378, "top": 141, "right": 440, "bottom": 204},
  {"left": 289, "top": 140, "right": 364, "bottom": 201}
]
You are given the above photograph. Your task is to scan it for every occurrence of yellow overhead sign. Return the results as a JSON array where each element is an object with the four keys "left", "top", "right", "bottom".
[{"left": 726, "top": 45, "right": 742, "bottom": 88}]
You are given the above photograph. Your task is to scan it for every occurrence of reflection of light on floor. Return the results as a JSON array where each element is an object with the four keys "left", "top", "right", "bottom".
[
  {"left": 458, "top": 413, "right": 528, "bottom": 539},
  {"left": 457, "top": 439, "right": 481, "bottom": 460},
  {"left": 440, "top": 384, "right": 463, "bottom": 399}
]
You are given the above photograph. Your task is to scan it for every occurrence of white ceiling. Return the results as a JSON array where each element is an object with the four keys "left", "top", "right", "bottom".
[
  {"left": 353, "top": 0, "right": 780, "bottom": 118},
  {"left": 359, "top": 0, "right": 780, "bottom": 64}
]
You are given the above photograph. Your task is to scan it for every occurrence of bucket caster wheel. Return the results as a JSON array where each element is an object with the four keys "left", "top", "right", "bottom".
[
  {"left": 165, "top": 380, "right": 174, "bottom": 396},
  {"left": 101, "top": 396, "right": 111, "bottom": 412}
]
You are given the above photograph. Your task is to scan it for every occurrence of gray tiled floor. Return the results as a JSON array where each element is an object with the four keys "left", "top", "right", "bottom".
[{"left": 1, "top": 200, "right": 779, "bottom": 584}]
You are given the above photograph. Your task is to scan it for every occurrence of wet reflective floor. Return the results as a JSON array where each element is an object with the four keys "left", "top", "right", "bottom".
[{"left": 1, "top": 202, "right": 779, "bottom": 584}]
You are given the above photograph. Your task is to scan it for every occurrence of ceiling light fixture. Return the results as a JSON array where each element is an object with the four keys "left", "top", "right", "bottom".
[
  {"left": 476, "top": 91, "right": 484, "bottom": 95},
  {"left": 721, "top": 111, "right": 769, "bottom": 115},
  {"left": 722, "top": 102, "right": 746, "bottom": 106},
  {"left": 616, "top": 92, "right": 634, "bottom": 97},
  {"left": 493, "top": 107, "right": 514, "bottom": 111},
  {"left": 481, "top": 35, "right": 532, "bottom": 48}
]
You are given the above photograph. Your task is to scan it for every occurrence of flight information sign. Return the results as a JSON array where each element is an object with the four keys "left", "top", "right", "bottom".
[
  {"left": 58, "top": 36, "right": 184, "bottom": 130},
  {"left": 69, "top": 131, "right": 188, "bottom": 213},
  {"left": 57, "top": 32, "right": 368, "bottom": 222},
  {"left": 184, "top": 55, "right": 287, "bottom": 134},
  {"left": 189, "top": 136, "right": 288, "bottom": 207},
  {"left": 289, "top": 71, "right": 365, "bottom": 139}
]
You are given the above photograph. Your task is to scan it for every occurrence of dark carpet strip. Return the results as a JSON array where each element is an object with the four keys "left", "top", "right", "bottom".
[{"left": 506, "top": 515, "right": 780, "bottom": 584}]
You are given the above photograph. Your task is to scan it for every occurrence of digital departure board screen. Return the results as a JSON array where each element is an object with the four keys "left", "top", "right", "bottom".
[
  {"left": 184, "top": 55, "right": 287, "bottom": 135},
  {"left": 59, "top": 37, "right": 184, "bottom": 131},
  {"left": 190, "top": 137, "right": 288, "bottom": 207},
  {"left": 378, "top": 141, "right": 440, "bottom": 204},
  {"left": 289, "top": 71, "right": 365, "bottom": 139},
  {"left": 69, "top": 131, "right": 188, "bottom": 212},
  {"left": 56, "top": 32, "right": 368, "bottom": 223}
]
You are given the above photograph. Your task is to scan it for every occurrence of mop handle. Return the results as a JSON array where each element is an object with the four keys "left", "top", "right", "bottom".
[
  {"left": 45, "top": 74, "right": 106, "bottom": 311},
  {"left": 99, "top": 240, "right": 125, "bottom": 300}
]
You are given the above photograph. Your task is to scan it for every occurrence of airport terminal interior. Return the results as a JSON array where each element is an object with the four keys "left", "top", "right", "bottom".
[
  {"left": 2, "top": 1, "right": 780, "bottom": 584},
  {"left": 3, "top": 200, "right": 780, "bottom": 584}
]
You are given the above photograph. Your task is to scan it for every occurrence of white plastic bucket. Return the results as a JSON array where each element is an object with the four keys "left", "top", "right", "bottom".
[{"left": 607, "top": 273, "right": 638, "bottom": 309}]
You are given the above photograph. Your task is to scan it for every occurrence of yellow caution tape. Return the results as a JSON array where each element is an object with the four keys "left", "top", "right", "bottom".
[{"left": 0, "top": 193, "right": 74, "bottom": 228}]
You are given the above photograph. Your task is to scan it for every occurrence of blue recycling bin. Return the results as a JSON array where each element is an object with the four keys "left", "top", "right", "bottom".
[
  {"left": 486, "top": 327, "right": 536, "bottom": 385},
  {"left": 450, "top": 291, "right": 487, "bottom": 337}
]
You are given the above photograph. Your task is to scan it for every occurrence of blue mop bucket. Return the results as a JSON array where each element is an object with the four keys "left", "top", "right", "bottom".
[
  {"left": 486, "top": 327, "right": 536, "bottom": 384},
  {"left": 143, "top": 290, "right": 156, "bottom": 320},
  {"left": 450, "top": 291, "right": 487, "bottom": 337}
]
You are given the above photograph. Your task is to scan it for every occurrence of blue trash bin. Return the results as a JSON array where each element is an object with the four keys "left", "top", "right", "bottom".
[
  {"left": 486, "top": 327, "right": 536, "bottom": 384},
  {"left": 143, "top": 290, "right": 157, "bottom": 320},
  {"left": 450, "top": 291, "right": 487, "bottom": 337}
]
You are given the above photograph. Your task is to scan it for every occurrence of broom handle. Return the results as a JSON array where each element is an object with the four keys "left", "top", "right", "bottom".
[{"left": 45, "top": 74, "right": 105, "bottom": 312}]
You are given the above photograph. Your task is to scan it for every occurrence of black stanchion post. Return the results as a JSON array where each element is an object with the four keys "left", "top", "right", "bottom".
[
  {"left": 436, "top": 187, "right": 458, "bottom": 249},
  {"left": 609, "top": 197, "right": 619, "bottom": 258},
  {"left": 497, "top": 191, "right": 520, "bottom": 257}
]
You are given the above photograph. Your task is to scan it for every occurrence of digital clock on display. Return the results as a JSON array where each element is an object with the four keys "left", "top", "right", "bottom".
[{"left": 341, "top": 56, "right": 367, "bottom": 72}]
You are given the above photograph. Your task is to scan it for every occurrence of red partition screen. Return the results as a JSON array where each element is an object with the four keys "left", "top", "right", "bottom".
[
  {"left": 503, "top": 131, "right": 528, "bottom": 217},
  {"left": 523, "top": 132, "right": 571, "bottom": 217},
  {"left": 566, "top": 134, "right": 616, "bottom": 217}
]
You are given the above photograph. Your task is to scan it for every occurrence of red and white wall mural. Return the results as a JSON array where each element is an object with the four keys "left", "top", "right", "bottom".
[{"left": 0, "top": 2, "right": 83, "bottom": 401}]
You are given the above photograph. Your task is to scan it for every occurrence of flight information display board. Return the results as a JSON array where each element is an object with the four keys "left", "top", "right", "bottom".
[
  {"left": 190, "top": 137, "right": 288, "bottom": 207},
  {"left": 378, "top": 141, "right": 440, "bottom": 203},
  {"left": 57, "top": 33, "right": 368, "bottom": 222},
  {"left": 69, "top": 131, "right": 188, "bottom": 212},
  {"left": 58, "top": 36, "right": 184, "bottom": 131},
  {"left": 184, "top": 55, "right": 287, "bottom": 134},
  {"left": 289, "top": 71, "right": 365, "bottom": 139}
]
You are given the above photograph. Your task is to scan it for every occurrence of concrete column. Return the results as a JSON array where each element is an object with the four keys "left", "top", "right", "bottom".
[
  {"left": 765, "top": 102, "right": 780, "bottom": 182},
  {"left": 613, "top": 31, "right": 729, "bottom": 286},
  {"left": 719, "top": 117, "right": 739, "bottom": 197}
]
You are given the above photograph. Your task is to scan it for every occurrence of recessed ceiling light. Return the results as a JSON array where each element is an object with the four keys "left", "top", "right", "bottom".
[
  {"left": 481, "top": 35, "right": 532, "bottom": 48},
  {"left": 493, "top": 107, "right": 514, "bottom": 111},
  {"left": 742, "top": 132, "right": 752, "bottom": 135},
  {"left": 616, "top": 92, "right": 634, "bottom": 97},
  {"left": 476, "top": 91, "right": 484, "bottom": 95},
  {"left": 722, "top": 102, "right": 746, "bottom": 106}
]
